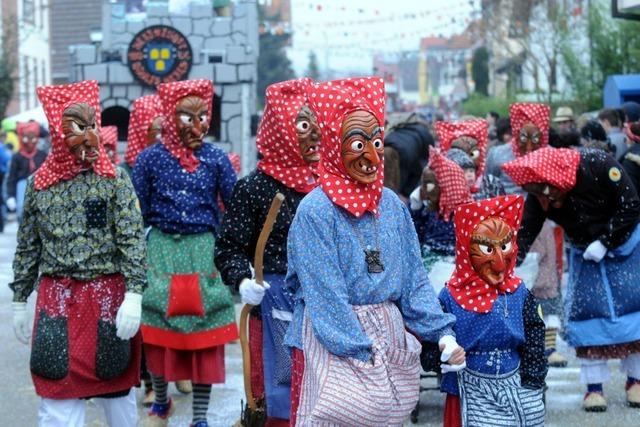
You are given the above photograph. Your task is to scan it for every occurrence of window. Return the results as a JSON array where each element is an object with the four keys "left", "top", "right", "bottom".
[{"left": 23, "top": 0, "right": 35, "bottom": 24}]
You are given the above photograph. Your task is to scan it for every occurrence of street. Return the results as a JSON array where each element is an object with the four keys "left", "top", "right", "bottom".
[{"left": 0, "top": 221, "right": 637, "bottom": 426}]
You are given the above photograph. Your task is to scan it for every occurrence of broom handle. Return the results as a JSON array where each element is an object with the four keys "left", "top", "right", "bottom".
[{"left": 240, "top": 193, "right": 285, "bottom": 410}]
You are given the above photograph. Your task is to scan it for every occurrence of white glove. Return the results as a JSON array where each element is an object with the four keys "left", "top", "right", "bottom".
[
  {"left": 439, "top": 335, "right": 466, "bottom": 373},
  {"left": 6, "top": 197, "right": 16, "bottom": 211},
  {"left": 409, "top": 187, "right": 423, "bottom": 211},
  {"left": 239, "top": 278, "right": 270, "bottom": 306},
  {"left": 115, "top": 292, "right": 142, "bottom": 340},
  {"left": 12, "top": 302, "right": 31, "bottom": 345},
  {"left": 583, "top": 240, "right": 607, "bottom": 263}
]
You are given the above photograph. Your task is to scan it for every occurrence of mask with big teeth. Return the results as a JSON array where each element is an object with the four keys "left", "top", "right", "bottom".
[
  {"left": 451, "top": 135, "right": 481, "bottom": 169},
  {"left": 470, "top": 217, "right": 516, "bottom": 286},
  {"left": 62, "top": 103, "right": 100, "bottom": 166},
  {"left": 147, "top": 116, "right": 163, "bottom": 146},
  {"left": 340, "top": 110, "right": 383, "bottom": 184},
  {"left": 296, "top": 104, "right": 321, "bottom": 164},
  {"left": 175, "top": 95, "right": 209, "bottom": 150}
]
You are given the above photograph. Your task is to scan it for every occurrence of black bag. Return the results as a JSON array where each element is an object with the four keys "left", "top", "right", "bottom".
[
  {"left": 30, "top": 310, "right": 69, "bottom": 380},
  {"left": 95, "top": 319, "right": 131, "bottom": 380}
]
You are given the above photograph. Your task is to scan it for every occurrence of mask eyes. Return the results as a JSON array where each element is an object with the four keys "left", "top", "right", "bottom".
[
  {"left": 478, "top": 244, "right": 493, "bottom": 255},
  {"left": 296, "top": 120, "right": 310, "bottom": 132},
  {"left": 199, "top": 114, "right": 207, "bottom": 124},
  {"left": 372, "top": 138, "right": 383, "bottom": 149},
  {"left": 501, "top": 242, "right": 512, "bottom": 252},
  {"left": 70, "top": 121, "right": 84, "bottom": 134},
  {"left": 426, "top": 183, "right": 435, "bottom": 192},
  {"left": 519, "top": 133, "right": 528, "bottom": 143},
  {"left": 531, "top": 134, "right": 540, "bottom": 144},
  {"left": 471, "top": 149, "right": 480, "bottom": 159},
  {"left": 179, "top": 114, "right": 192, "bottom": 125},
  {"left": 350, "top": 140, "right": 364, "bottom": 151}
]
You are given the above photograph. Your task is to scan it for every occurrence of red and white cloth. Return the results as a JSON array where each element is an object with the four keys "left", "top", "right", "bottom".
[
  {"left": 101, "top": 126, "right": 120, "bottom": 165},
  {"left": 125, "top": 95, "right": 162, "bottom": 167},
  {"left": 157, "top": 79, "right": 213, "bottom": 173},
  {"left": 257, "top": 78, "right": 318, "bottom": 194},
  {"left": 447, "top": 195, "right": 525, "bottom": 313},
  {"left": 435, "top": 119, "right": 489, "bottom": 178},
  {"left": 309, "top": 77, "right": 386, "bottom": 217},
  {"left": 509, "top": 102, "right": 551, "bottom": 157},
  {"left": 428, "top": 146, "right": 473, "bottom": 221},
  {"left": 34, "top": 80, "right": 115, "bottom": 190},
  {"left": 501, "top": 146, "right": 580, "bottom": 192},
  {"left": 17, "top": 121, "right": 42, "bottom": 173}
]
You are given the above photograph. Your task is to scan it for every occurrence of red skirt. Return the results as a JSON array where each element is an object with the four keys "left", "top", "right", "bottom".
[
  {"left": 289, "top": 348, "right": 305, "bottom": 426},
  {"left": 144, "top": 343, "right": 225, "bottom": 384},
  {"left": 32, "top": 275, "right": 141, "bottom": 399}
]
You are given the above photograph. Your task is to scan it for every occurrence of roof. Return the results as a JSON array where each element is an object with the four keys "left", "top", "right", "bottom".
[{"left": 605, "top": 74, "right": 640, "bottom": 93}]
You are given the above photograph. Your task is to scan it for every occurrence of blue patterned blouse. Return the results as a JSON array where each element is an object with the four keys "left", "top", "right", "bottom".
[
  {"left": 284, "top": 187, "right": 455, "bottom": 361},
  {"left": 132, "top": 142, "right": 236, "bottom": 235}
]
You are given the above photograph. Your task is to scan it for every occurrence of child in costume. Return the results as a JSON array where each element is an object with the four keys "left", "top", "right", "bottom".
[
  {"left": 133, "top": 79, "right": 238, "bottom": 427},
  {"left": 285, "top": 77, "right": 465, "bottom": 426},
  {"left": 215, "top": 78, "right": 320, "bottom": 426},
  {"left": 9, "top": 80, "right": 146, "bottom": 427},
  {"left": 439, "top": 195, "right": 547, "bottom": 427},
  {"left": 503, "top": 146, "right": 640, "bottom": 411}
]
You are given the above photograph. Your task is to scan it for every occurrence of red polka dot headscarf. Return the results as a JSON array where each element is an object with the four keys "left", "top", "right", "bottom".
[
  {"left": 101, "top": 126, "right": 119, "bottom": 165},
  {"left": 256, "top": 78, "right": 318, "bottom": 193},
  {"left": 509, "top": 102, "right": 551, "bottom": 157},
  {"left": 447, "top": 195, "right": 525, "bottom": 313},
  {"left": 435, "top": 119, "right": 488, "bottom": 178},
  {"left": 157, "top": 79, "right": 213, "bottom": 173},
  {"left": 35, "top": 80, "right": 115, "bottom": 190},
  {"left": 125, "top": 95, "right": 162, "bottom": 167},
  {"left": 228, "top": 152, "right": 241, "bottom": 174},
  {"left": 309, "top": 77, "right": 386, "bottom": 217},
  {"left": 428, "top": 147, "right": 473, "bottom": 221},
  {"left": 501, "top": 146, "right": 580, "bottom": 192}
]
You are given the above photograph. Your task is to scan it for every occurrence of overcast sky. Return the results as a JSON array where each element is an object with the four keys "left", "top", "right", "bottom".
[{"left": 287, "top": 0, "right": 481, "bottom": 76}]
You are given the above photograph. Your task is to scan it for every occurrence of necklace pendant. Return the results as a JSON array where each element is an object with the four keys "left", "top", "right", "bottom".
[{"left": 364, "top": 250, "right": 384, "bottom": 273}]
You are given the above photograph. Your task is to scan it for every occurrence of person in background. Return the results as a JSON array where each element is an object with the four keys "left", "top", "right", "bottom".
[
  {"left": 123, "top": 95, "right": 163, "bottom": 179},
  {"left": 0, "top": 136, "right": 12, "bottom": 232},
  {"left": 621, "top": 122, "right": 640, "bottom": 192},
  {"left": 622, "top": 101, "right": 640, "bottom": 124},
  {"left": 486, "top": 110, "right": 500, "bottom": 145},
  {"left": 552, "top": 106, "right": 576, "bottom": 135},
  {"left": 6, "top": 121, "right": 47, "bottom": 223},
  {"left": 580, "top": 120, "right": 615, "bottom": 156},
  {"left": 598, "top": 108, "right": 627, "bottom": 160}
]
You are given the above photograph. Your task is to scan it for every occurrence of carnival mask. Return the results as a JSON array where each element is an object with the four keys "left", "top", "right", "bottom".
[
  {"left": 522, "top": 183, "right": 566, "bottom": 210},
  {"left": 517, "top": 122, "right": 542, "bottom": 156},
  {"left": 296, "top": 104, "right": 321, "bottom": 164},
  {"left": 341, "top": 110, "right": 383, "bottom": 184},
  {"left": 470, "top": 217, "right": 515, "bottom": 286},
  {"left": 62, "top": 103, "right": 100, "bottom": 166},
  {"left": 175, "top": 95, "right": 209, "bottom": 150},
  {"left": 21, "top": 131, "right": 39, "bottom": 153},
  {"left": 421, "top": 167, "right": 440, "bottom": 210},
  {"left": 451, "top": 136, "right": 481, "bottom": 168},
  {"left": 147, "top": 116, "right": 163, "bottom": 146}
]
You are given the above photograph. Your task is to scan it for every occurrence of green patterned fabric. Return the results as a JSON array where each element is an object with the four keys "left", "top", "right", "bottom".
[
  {"left": 10, "top": 169, "right": 147, "bottom": 302},
  {"left": 141, "top": 229, "right": 235, "bottom": 334}
]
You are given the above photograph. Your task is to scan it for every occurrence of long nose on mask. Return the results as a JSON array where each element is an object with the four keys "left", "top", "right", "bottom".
[{"left": 363, "top": 142, "right": 380, "bottom": 165}]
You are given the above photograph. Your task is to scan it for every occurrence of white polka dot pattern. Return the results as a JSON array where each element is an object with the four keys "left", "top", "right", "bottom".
[
  {"left": 509, "top": 102, "right": 551, "bottom": 157},
  {"left": 309, "top": 77, "right": 386, "bottom": 217},
  {"left": 447, "top": 195, "right": 525, "bottom": 313},
  {"left": 101, "top": 126, "right": 119, "bottom": 165},
  {"left": 256, "top": 78, "right": 318, "bottom": 193},
  {"left": 428, "top": 146, "right": 473, "bottom": 221},
  {"left": 501, "top": 146, "right": 581, "bottom": 192},
  {"left": 125, "top": 95, "right": 162, "bottom": 167},
  {"left": 157, "top": 79, "right": 213, "bottom": 173},
  {"left": 435, "top": 119, "right": 489, "bottom": 179},
  {"left": 34, "top": 80, "right": 116, "bottom": 190}
]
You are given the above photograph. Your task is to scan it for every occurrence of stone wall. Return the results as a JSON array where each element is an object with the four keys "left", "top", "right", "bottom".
[{"left": 69, "top": 0, "right": 259, "bottom": 172}]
